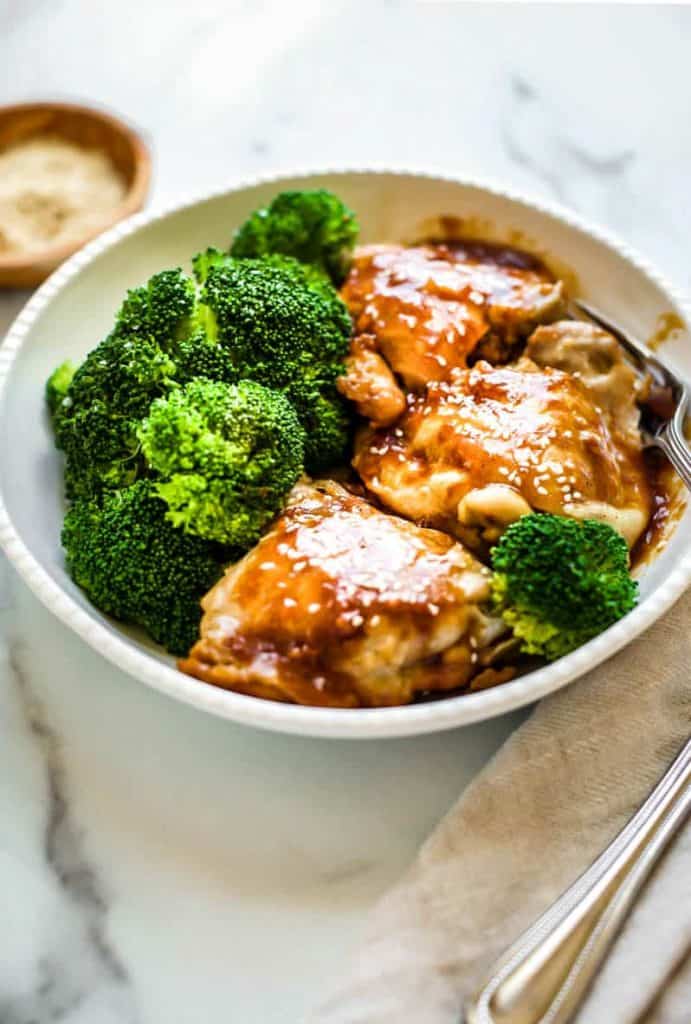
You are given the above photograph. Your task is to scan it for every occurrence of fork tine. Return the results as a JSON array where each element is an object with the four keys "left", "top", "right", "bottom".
[
  {"left": 571, "top": 300, "right": 650, "bottom": 369},
  {"left": 572, "top": 299, "right": 680, "bottom": 395},
  {"left": 571, "top": 300, "right": 691, "bottom": 490}
]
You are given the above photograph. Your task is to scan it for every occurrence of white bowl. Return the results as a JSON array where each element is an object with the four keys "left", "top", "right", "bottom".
[{"left": 1, "top": 169, "right": 689, "bottom": 739}]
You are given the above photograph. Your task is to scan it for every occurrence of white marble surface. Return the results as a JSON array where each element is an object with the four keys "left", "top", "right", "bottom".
[{"left": 1, "top": 3, "right": 690, "bottom": 1021}]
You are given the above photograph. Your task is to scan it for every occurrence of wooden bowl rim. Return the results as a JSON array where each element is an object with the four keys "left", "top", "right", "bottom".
[{"left": 0, "top": 100, "right": 151, "bottom": 272}]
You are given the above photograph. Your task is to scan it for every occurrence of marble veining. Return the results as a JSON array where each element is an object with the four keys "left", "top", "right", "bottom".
[
  {"left": 1, "top": 635, "right": 138, "bottom": 1023},
  {"left": 501, "top": 73, "right": 636, "bottom": 206},
  {"left": 1, "top": 2, "right": 690, "bottom": 1021}
]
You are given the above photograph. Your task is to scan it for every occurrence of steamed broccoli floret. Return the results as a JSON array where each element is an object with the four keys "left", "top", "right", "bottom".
[
  {"left": 198, "top": 256, "right": 352, "bottom": 470},
  {"left": 259, "top": 253, "right": 353, "bottom": 338},
  {"left": 172, "top": 336, "right": 238, "bottom": 385},
  {"left": 230, "top": 189, "right": 358, "bottom": 284},
  {"left": 47, "top": 267, "right": 201, "bottom": 500},
  {"left": 193, "top": 247, "right": 352, "bottom": 338},
  {"left": 113, "top": 268, "right": 199, "bottom": 347},
  {"left": 62, "top": 481, "right": 224, "bottom": 655},
  {"left": 48, "top": 260, "right": 246, "bottom": 497},
  {"left": 490, "top": 514, "right": 638, "bottom": 661},
  {"left": 46, "top": 360, "right": 76, "bottom": 419},
  {"left": 287, "top": 381, "right": 353, "bottom": 473},
  {"left": 192, "top": 247, "right": 232, "bottom": 286},
  {"left": 53, "top": 334, "right": 177, "bottom": 499},
  {"left": 138, "top": 378, "right": 304, "bottom": 548}
]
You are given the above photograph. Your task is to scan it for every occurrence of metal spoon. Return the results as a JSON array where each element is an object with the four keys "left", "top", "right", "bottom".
[
  {"left": 464, "top": 304, "right": 691, "bottom": 1023},
  {"left": 464, "top": 734, "right": 691, "bottom": 1024}
]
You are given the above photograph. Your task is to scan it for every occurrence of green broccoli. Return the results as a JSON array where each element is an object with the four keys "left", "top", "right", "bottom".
[
  {"left": 198, "top": 256, "right": 352, "bottom": 471},
  {"left": 52, "top": 334, "right": 177, "bottom": 499},
  {"left": 490, "top": 513, "right": 638, "bottom": 661},
  {"left": 113, "top": 267, "right": 200, "bottom": 347},
  {"left": 62, "top": 481, "right": 224, "bottom": 655},
  {"left": 259, "top": 253, "right": 353, "bottom": 338},
  {"left": 47, "top": 262, "right": 244, "bottom": 498},
  {"left": 193, "top": 248, "right": 352, "bottom": 338},
  {"left": 192, "top": 247, "right": 233, "bottom": 286},
  {"left": 172, "top": 336, "right": 238, "bottom": 386},
  {"left": 46, "top": 360, "right": 76, "bottom": 419},
  {"left": 47, "top": 226, "right": 362, "bottom": 655},
  {"left": 138, "top": 378, "right": 304, "bottom": 548},
  {"left": 287, "top": 381, "right": 352, "bottom": 473},
  {"left": 230, "top": 189, "right": 359, "bottom": 285},
  {"left": 48, "top": 267, "right": 201, "bottom": 499}
]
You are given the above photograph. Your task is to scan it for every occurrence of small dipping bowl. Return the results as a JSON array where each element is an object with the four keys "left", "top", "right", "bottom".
[{"left": 0, "top": 101, "right": 151, "bottom": 288}]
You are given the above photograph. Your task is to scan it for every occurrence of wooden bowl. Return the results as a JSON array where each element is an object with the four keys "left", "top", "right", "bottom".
[{"left": 0, "top": 101, "right": 151, "bottom": 289}]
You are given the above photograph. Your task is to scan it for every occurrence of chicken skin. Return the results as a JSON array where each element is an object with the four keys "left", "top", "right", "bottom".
[
  {"left": 525, "top": 320, "right": 644, "bottom": 448},
  {"left": 338, "top": 241, "right": 564, "bottom": 424},
  {"left": 179, "top": 481, "right": 509, "bottom": 708},
  {"left": 353, "top": 360, "right": 652, "bottom": 550}
]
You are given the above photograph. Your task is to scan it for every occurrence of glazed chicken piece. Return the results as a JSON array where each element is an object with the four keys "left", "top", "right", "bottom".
[
  {"left": 338, "top": 241, "right": 565, "bottom": 424},
  {"left": 179, "top": 481, "right": 510, "bottom": 708},
  {"left": 525, "top": 320, "right": 644, "bottom": 448},
  {"left": 337, "top": 333, "right": 406, "bottom": 427},
  {"left": 354, "top": 360, "right": 652, "bottom": 550}
]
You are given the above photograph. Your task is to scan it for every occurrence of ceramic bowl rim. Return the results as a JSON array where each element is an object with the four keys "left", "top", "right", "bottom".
[{"left": 1, "top": 165, "right": 689, "bottom": 738}]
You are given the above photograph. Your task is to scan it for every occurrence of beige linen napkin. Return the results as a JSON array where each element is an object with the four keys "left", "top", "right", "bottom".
[
  {"left": 311, "top": 589, "right": 691, "bottom": 1024},
  {"left": 636, "top": 941, "right": 691, "bottom": 1023}
]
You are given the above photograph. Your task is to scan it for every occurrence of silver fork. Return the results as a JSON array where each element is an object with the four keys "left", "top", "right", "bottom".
[
  {"left": 572, "top": 300, "right": 691, "bottom": 491},
  {"left": 464, "top": 737, "right": 691, "bottom": 1024},
  {"left": 463, "top": 307, "right": 691, "bottom": 1024}
]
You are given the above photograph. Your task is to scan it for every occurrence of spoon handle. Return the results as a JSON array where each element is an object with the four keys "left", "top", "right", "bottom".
[{"left": 465, "top": 737, "right": 691, "bottom": 1024}]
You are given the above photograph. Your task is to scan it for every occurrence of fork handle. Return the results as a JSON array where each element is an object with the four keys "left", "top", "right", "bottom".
[{"left": 465, "top": 737, "right": 691, "bottom": 1024}]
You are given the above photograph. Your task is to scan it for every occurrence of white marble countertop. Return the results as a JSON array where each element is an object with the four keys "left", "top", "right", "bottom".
[{"left": 1, "top": 3, "right": 690, "bottom": 1021}]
